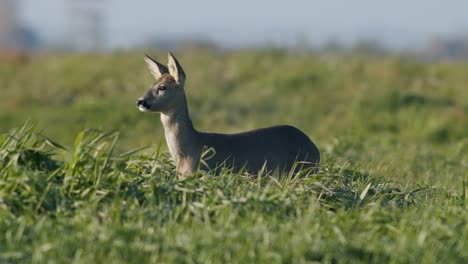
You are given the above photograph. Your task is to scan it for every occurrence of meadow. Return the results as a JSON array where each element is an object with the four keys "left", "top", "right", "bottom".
[{"left": 0, "top": 49, "right": 467, "bottom": 263}]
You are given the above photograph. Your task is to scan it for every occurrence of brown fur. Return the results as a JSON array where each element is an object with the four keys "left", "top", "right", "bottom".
[{"left": 137, "top": 53, "right": 320, "bottom": 179}]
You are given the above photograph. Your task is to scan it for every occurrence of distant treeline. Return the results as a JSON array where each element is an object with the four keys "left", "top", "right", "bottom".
[{"left": 143, "top": 35, "right": 468, "bottom": 62}]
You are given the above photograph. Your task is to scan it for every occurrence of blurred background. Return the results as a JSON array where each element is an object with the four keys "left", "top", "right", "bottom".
[
  {"left": 1, "top": 0, "right": 468, "bottom": 59},
  {"left": 1, "top": 2, "right": 467, "bottom": 261},
  {"left": 0, "top": 0, "right": 467, "bottom": 188}
]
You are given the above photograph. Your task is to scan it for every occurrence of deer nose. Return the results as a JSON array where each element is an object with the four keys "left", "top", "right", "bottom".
[{"left": 136, "top": 99, "right": 145, "bottom": 106}]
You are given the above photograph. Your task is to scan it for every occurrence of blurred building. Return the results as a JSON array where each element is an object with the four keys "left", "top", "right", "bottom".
[
  {"left": 67, "top": 0, "right": 105, "bottom": 52},
  {"left": 0, "top": 0, "right": 19, "bottom": 52},
  {"left": 0, "top": 0, "right": 38, "bottom": 62}
]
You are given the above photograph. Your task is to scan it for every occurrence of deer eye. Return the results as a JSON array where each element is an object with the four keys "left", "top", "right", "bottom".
[{"left": 158, "top": 86, "right": 167, "bottom": 91}]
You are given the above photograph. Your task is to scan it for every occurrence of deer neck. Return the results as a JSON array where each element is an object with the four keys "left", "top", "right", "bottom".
[{"left": 160, "top": 98, "right": 199, "bottom": 164}]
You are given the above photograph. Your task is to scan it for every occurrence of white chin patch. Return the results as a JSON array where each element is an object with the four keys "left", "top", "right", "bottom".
[{"left": 138, "top": 105, "right": 149, "bottom": 112}]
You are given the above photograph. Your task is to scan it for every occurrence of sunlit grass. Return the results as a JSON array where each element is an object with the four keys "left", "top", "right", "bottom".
[
  {"left": 0, "top": 122, "right": 466, "bottom": 263},
  {"left": 0, "top": 50, "right": 467, "bottom": 262}
]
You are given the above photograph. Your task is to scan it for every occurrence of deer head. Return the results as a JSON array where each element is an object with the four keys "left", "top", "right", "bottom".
[{"left": 136, "top": 52, "right": 186, "bottom": 114}]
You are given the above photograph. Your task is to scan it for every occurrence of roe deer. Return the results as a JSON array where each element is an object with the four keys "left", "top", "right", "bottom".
[{"left": 137, "top": 53, "right": 320, "bottom": 179}]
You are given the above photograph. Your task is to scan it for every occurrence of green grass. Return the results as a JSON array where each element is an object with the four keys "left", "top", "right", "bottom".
[{"left": 0, "top": 49, "right": 467, "bottom": 263}]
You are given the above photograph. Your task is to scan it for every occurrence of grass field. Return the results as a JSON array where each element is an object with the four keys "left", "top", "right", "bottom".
[{"left": 0, "top": 49, "right": 467, "bottom": 263}]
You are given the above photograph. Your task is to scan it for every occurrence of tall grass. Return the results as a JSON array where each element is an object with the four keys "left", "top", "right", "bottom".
[
  {"left": 0, "top": 50, "right": 467, "bottom": 262},
  {"left": 0, "top": 122, "right": 466, "bottom": 263}
]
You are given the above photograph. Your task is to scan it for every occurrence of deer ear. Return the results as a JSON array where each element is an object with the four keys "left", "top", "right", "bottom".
[
  {"left": 144, "top": 54, "right": 168, "bottom": 80},
  {"left": 167, "top": 52, "right": 186, "bottom": 85}
]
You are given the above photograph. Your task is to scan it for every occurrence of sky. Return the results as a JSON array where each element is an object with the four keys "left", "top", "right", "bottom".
[{"left": 17, "top": 0, "right": 468, "bottom": 49}]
